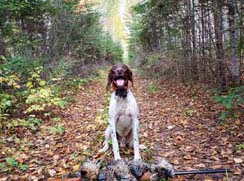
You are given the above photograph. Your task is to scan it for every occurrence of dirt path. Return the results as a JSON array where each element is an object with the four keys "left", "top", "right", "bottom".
[
  {"left": 1, "top": 70, "right": 243, "bottom": 180},
  {"left": 133, "top": 74, "right": 243, "bottom": 180}
]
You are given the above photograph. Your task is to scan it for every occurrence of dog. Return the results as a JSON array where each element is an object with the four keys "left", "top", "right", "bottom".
[{"left": 100, "top": 64, "right": 141, "bottom": 161}]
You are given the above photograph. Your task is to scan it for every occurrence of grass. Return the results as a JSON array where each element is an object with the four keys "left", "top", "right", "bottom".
[{"left": 146, "top": 84, "right": 161, "bottom": 94}]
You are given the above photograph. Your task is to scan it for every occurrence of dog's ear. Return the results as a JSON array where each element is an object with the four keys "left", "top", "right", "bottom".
[
  {"left": 106, "top": 67, "right": 114, "bottom": 91},
  {"left": 127, "top": 67, "right": 134, "bottom": 87}
]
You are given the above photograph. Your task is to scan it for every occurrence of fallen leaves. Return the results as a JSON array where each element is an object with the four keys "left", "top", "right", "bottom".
[
  {"left": 171, "top": 158, "right": 180, "bottom": 165},
  {"left": 72, "top": 164, "right": 80, "bottom": 171},
  {"left": 136, "top": 78, "right": 243, "bottom": 181},
  {"left": 233, "top": 157, "right": 242, "bottom": 164},
  {"left": 175, "top": 135, "right": 184, "bottom": 143},
  {"left": 0, "top": 72, "right": 243, "bottom": 181},
  {"left": 233, "top": 167, "right": 241, "bottom": 175},
  {"left": 235, "top": 119, "right": 241, "bottom": 125},
  {"left": 48, "top": 169, "right": 56, "bottom": 177},
  {"left": 167, "top": 125, "right": 175, "bottom": 130}
]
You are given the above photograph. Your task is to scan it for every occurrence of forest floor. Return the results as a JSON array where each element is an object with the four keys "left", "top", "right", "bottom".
[{"left": 0, "top": 69, "right": 243, "bottom": 181}]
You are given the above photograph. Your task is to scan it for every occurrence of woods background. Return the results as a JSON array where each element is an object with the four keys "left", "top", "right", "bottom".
[
  {"left": 129, "top": 0, "right": 243, "bottom": 88},
  {"left": 0, "top": 0, "right": 243, "bottom": 179}
]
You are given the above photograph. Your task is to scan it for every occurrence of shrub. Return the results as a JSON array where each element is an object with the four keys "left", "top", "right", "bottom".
[
  {"left": 0, "top": 57, "right": 64, "bottom": 130},
  {"left": 214, "top": 86, "right": 244, "bottom": 120}
]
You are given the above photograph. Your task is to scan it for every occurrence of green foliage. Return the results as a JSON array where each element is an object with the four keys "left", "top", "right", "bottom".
[
  {"left": 185, "top": 109, "right": 195, "bottom": 117},
  {"left": 213, "top": 86, "right": 244, "bottom": 120},
  {"left": 146, "top": 84, "right": 161, "bottom": 94},
  {"left": 51, "top": 117, "right": 61, "bottom": 122},
  {"left": 25, "top": 86, "right": 62, "bottom": 113},
  {"left": 214, "top": 86, "right": 244, "bottom": 110},
  {"left": 50, "top": 125, "right": 65, "bottom": 135},
  {"left": 0, "top": 162, "right": 8, "bottom": 173},
  {"left": 108, "top": 140, "right": 112, "bottom": 146},
  {"left": 236, "top": 144, "right": 244, "bottom": 150},
  {"left": 70, "top": 153, "right": 78, "bottom": 160},
  {"left": 5, "top": 157, "right": 28, "bottom": 171},
  {"left": 0, "top": 93, "right": 15, "bottom": 117},
  {"left": 0, "top": 0, "right": 122, "bottom": 134},
  {"left": 0, "top": 0, "right": 122, "bottom": 63},
  {"left": 18, "top": 164, "right": 28, "bottom": 171},
  {"left": 0, "top": 0, "right": 54, "bottom": 56},
  {"left": 6, "top": 157, "right": 18, "bottom": 168},
  {"left": 237, "top": 34, "right": 244, "bottom": 56},
  {"left": 0, "top": 57, "right": 65, "bottom": 131},
  {"left": 64, "top": 78, "right": 90, "bottom": 88},
  {"left": 130, "top": 0, "right": 182, "bottom": 54},
  {"left": 72, "top": 12, "right": 123, "bottom": 64},
  {"left": 6, "top": 118, "right": 42, "bottom": 131}
]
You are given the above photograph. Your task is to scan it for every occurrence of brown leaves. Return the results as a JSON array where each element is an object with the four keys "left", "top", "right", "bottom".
[
  {"left": 0, "top": 79, "right": 108, "bottom": 179},
  {"left": 1, "top": 71, "right": 243, "bottom": 180},
  {"left": 135, "top": 77, "right": 243, "bottom": 180},
  {"left": 233, "top": 158, "right": 242, "bottom": 164},
  {"left": 175, "top": 135, "right": 184, "bottom": 143},
  {"left": 48, "top": 169, "right": 56, "bottom": 177}
]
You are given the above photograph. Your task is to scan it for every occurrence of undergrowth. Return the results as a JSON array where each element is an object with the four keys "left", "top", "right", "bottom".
[
  {"left": 213, "top": 86, "right": 244, "bottom": 121},
  {"left": 0, "top": 56, "right": 96, "bottom": 133}
]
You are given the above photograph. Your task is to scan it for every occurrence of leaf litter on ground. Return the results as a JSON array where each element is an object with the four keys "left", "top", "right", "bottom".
[{"left": 0, "top": 69, "right": 243, "bottom": 180}]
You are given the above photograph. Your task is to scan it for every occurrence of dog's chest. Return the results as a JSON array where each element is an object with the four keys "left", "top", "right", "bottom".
[
  {"left": 116, "top": 100, "right": 133, "bottom": 136},
  {"left": 116, "top": 99, "right": 131, "bottom": 115}
]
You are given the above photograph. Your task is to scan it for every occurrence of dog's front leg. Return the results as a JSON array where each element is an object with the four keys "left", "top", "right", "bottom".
[
  {"left": 99, "top": 126, "right": 110, "bottom": 152},
  {"left": 133, "top": 116, "right": 141, "bottom": 161},
  {"left": 110, "top": 118, "right": 121, "bottom": 160}
]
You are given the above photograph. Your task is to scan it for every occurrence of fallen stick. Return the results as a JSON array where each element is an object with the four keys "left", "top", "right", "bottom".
[{"left": 174, "top": 169, "right": 231, "bottom": 176}]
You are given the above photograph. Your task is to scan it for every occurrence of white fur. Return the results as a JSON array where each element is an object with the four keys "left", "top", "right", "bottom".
[{"left": 100, "top": 90, "right": 141, "bottom": 161}]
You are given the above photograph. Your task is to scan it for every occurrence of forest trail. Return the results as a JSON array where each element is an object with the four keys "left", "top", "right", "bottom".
[
  {"left": 1, "top": 69, "right": 242, "bottom": 180},
  {"left": 1, "top": 0, "right": 243, "bottom": 180}
]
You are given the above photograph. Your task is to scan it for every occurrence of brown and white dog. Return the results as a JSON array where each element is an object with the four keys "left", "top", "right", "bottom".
[{"left": 100, "top": 64, "right": 141, "bottom": 161}]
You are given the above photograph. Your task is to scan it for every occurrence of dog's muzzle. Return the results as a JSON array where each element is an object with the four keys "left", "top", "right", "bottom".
[
  {"left": 116, "top": 88, "right": 127, "bottom": 98},
  {"left": 113, "top": 78, "right": 128, "bottom": 98}
]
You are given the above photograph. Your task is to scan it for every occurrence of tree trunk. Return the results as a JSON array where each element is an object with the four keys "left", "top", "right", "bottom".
[
  {"left": 0, "top": 32, "right": 5, "bottom": 56},
  {"left": 185, "top": 0, "right": 192, "bottom": 80},
  {"left": 200, "top": 2, "right": 206, "bottom": 82},
  {"left": 212, "top": 0, "right": 226, "bottom": 90},
  {"left": 240, "top": 0, "right": 244, "bottom": 84},
  {"left": 191, "top": 0, "right": 198, "bottom": 80},
  {"left": 228, "top": 0, "right": 240, "bottom": 85}
]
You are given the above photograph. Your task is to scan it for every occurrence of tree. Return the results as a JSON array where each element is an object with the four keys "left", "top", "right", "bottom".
[
  {"left": 228, "top": 0, "right": 240, "bottom": 85},
  {"left": 212, "top": 0, "right": 226, "bottom": 90},
  {"left": 129, "top": 0, "right": 243, "bottom": 87}
]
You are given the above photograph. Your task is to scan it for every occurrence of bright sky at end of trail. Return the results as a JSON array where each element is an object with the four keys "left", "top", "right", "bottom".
[{"left": 99, "top": 0, "right": 141, "bottom": 63}]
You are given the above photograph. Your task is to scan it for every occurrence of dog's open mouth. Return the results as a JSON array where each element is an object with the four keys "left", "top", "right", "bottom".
[
  {"left": 114, "top": 78, "right": 127, "bottom": 98},
  {"left": 114, "top": 76, "right": 126, "bottom": 88},
  {"left": 116, "top": 79, "right": 125, "bottom": 87}
]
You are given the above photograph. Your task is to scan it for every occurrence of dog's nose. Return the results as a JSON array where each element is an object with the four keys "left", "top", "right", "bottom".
[{"left": 117, "top": 68, "right": 123, "bottom": 75}]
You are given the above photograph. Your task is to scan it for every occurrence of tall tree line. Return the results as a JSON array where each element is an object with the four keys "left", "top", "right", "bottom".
[
  {"left": 129, "top": 0, "right": 243, "bottom": 88},
  {"left": 0, "top": 0, "right": 122, "bottom": 71},
  {"left": 0, "top": 0, "right": 123, "bottom": 130}
]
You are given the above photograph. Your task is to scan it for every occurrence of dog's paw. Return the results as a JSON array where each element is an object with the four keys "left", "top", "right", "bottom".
[
  {"left": 133, "top": 155, "right": 141, "bottom": 161},
  {"left": 114, "top": 156, "right": 122, "bottom": 161}
]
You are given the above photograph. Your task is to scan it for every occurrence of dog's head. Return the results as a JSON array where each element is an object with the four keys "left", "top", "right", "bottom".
[{"left": 106, "top": 64, "right": 133, "bottom": 98}]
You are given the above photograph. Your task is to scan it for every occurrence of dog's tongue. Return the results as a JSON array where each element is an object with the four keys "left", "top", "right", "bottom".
[{"left": 116, "top": 79, "right": 124, "bottom": 86}]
